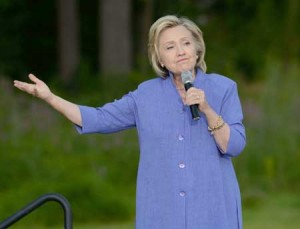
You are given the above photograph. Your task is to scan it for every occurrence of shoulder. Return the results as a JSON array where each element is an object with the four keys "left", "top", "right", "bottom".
[
  {"left": 137, "top": 77, "right": 165, "bottom": 89},
  {"left": 199, "top": 72, "right": 238, "bottom": 95},
  {"left": 128, "top": 76, "right": 167, "bottom": 101},
  {"left": 134, "top": 77, "right": 167, "bottom": 95},
  {"left": 195, "top": 71, "right": 240, "bottom": 102},
  {"left": 204, "top": 72, "right": 236, "bottom": 87}
]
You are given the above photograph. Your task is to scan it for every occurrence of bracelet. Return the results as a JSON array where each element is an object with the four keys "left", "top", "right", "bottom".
[{"left": 208, "top": 116, "right": 225, "bottom": 135}]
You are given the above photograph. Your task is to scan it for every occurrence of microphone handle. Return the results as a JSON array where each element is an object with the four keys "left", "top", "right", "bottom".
[{"left": 184, "top": 82, "right": 200, "bottom": 120}]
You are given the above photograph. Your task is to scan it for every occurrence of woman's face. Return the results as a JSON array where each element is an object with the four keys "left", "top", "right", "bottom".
[{"left": 158, "top": 25, "right": 198, "bottom": 77}]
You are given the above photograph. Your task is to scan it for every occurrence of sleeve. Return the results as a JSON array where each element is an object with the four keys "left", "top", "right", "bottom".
[
  {"left": 220, "top": 82, "right": 246, "bottom": 157},
  {"left": 75, "top": 92, "right": 137, "bottom": 134}
]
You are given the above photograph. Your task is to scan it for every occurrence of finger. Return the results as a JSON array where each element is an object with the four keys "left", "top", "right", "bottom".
[
  {"left": 186, "top": 91, "right": 200, "bottom": 100},
  {"left": 13, "top": 80, "right": 30, "bottom": 89},
  {"left": 28, "top": 73, "right": 42, "bottom": 84},
  {"left": 14, "top": 81, "right": 35, "bottom": 93}
]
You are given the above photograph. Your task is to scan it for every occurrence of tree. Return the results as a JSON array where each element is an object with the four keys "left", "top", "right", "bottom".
[
  {"left": 57, "top": 0, "right": 80, "bottom": 85},
  {"left": 134, "top": 0, "right": 154, "bottom": 73},
  {"left": 99, "top": 0, "right": 132, "bottom": 75}
]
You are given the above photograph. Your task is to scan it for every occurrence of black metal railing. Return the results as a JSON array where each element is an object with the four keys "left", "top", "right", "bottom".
[{"left": 0, "top": 193, "right": 72, "bottom": 229}]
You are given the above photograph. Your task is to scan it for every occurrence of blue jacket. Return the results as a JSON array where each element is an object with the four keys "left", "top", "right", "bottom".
[{"left": 76, "top": 69, "right": 246, "bottom": 229}]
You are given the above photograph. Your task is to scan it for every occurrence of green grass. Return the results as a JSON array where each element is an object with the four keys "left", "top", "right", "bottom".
[
  {"left": 7, "top": 192, "right": 300, "bottom": 229},
  {"left": 243, "top": 192, "right": 300, "bottom": 229},
  {"left": 9, "top": 223, "right": 134, "bottom": 229},
  {"left": 75, "top": 192, "right": 300, "bottom": 229},
  {"left": 69, "top": 224, "right": 134, "bottom": 229}
]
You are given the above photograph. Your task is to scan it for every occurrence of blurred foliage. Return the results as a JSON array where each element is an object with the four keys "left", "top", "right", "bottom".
[
  {"left": 1, "top": 0, "right": 299, "bottom": 81},
  {"left": 235, "top": 57, "right": 300, "bottom": 194},
  {"left": 0, "top": 0, "right": 300, "bottom": 226},
  {"left": 0, "top": 77, "right": 139, "bottom": 225},
  {"left": 0, "top": 0, "right": 57, "bottom": 78},
  {"left": 1, "top": 57, "right": 300, "bottom": 225}
]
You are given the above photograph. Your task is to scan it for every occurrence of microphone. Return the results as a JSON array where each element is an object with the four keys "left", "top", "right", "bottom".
[{"left": 181, "top": 70, "right": 200, "bottom": 120}]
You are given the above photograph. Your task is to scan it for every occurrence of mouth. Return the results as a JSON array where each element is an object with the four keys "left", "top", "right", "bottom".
[{"left": 177, "top": 58, "right": 188, "bottom": 63}]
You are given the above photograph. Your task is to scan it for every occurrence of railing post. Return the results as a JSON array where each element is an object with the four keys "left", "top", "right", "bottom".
[{"left": 0, "top": 193, "right": 72, "bottom": 229}]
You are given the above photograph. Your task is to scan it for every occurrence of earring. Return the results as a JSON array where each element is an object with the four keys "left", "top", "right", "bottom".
[
  {"left": 161, "top": 63, "right": 164, "bottom": 68},
  {"left": 196, "top": 55, "right": 199, "bottom": 59}
]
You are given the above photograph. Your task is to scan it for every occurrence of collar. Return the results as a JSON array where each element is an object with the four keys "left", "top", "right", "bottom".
[{"left": 166, "top": 68, "right": 204, "bottom": 84}]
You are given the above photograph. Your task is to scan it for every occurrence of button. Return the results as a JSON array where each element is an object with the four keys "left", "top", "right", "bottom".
[
  {"left": 179, "top": 163, "right": 185, "bottom": 169},
  {"left": 178, "top": 135, "right": 184, "bottom": 141},
  {"left": 179, "top": 191, "right": 186, "bottom": 197}
]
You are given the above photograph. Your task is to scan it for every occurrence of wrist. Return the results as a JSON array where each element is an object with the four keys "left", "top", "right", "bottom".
[
  {"left": 208, "top": 115, "right": 225, "bottom": 135},
  {"left": 201, "top": 104, "right": 213, "bottom": 116},
  {"left": 45, "top": 93, "right": 55, "bottom": 105}
]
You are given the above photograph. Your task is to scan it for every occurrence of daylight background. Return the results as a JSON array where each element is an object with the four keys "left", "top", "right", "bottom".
[{"left": 0, "top": 0, "right": 300, "bottom": 228}]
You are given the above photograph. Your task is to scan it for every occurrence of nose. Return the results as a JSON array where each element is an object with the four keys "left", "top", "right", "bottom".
[{"left": 177, "top": 44, "right": 185, "bottom": 56}]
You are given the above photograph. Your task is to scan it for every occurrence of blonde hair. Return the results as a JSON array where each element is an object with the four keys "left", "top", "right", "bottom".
[{"left": 148, "top": 15, "right": 207, "bottom": 78}]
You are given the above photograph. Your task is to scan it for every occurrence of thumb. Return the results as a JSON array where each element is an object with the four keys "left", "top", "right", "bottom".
[{"left": 28, "top": 73, "right": 42, "bottom": 84}]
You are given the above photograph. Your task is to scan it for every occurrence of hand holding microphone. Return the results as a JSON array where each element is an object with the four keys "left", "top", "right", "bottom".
[
  {"left": 181, "top": 70, "right": 209, "bottom": 120},
  {"left": 181, "top": 70, "right": 200, "bottom": 120}
]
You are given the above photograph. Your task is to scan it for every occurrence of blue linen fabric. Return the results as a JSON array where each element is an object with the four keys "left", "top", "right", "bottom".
[{"left": 76, "top": 69, "right": 246, "bottom": 229}]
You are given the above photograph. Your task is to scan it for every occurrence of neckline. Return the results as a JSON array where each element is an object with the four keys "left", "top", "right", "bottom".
[{"left": 168, "top": 68, "right": 203, "bottom": 87}]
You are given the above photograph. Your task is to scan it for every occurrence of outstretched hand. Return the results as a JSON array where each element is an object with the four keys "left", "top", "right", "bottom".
[{"left": 14, "top": 74, "right": 53, "bottom": 102}]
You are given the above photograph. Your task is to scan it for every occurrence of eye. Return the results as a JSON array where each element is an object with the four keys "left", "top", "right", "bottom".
[
  {"left": 166, "top": 46, "right": 174, "bottom": 50},
  {"left": 184, "top": 41, "right": 191, "bottom": 46}
]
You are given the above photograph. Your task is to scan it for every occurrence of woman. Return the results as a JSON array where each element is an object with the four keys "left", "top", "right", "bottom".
[{"left": 14, "top": 15, "right": 246, "bottom": 229}]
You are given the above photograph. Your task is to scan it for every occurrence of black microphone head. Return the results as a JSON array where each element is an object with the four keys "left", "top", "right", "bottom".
[{"left": 181, "top": 70, "right": 193, "bottom": 84}]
